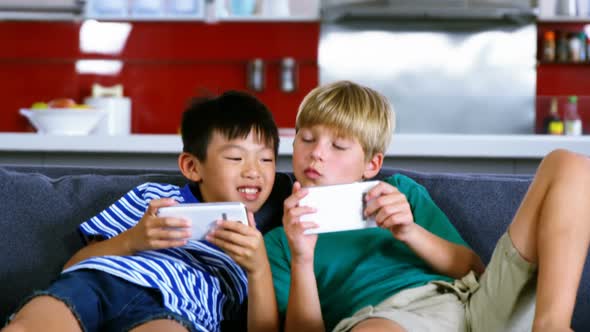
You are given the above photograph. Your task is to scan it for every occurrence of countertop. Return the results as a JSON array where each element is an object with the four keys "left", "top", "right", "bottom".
[{"left": 1, "top": 132, "right": 589, "bottom": 158}]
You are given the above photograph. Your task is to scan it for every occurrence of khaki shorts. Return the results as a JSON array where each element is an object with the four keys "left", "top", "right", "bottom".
[
  {"left": 333, "top": 232, "right": 537, "bottom": 332},
  {"left": 466, "top": 232, "right": 537, "bottom": 332}
]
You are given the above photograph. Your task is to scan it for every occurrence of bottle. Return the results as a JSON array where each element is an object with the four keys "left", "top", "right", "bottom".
[
  {"left": 557, "top": 31, "right": 569, "bottom": 62},
  {"left": 568, "top": 32, "right": 582, "bottom": 62},
  {"left": 544, "top": 97, "right": 564, "bottom": 135},
  {"left": 542, "top": 31, "right": 556, "bottom": 62},
  {"left": 564, "top": 95, "right": 583, "bottom": 136},
  {"left": 579, "top": 32, "right": 587, "bottom": 62}
]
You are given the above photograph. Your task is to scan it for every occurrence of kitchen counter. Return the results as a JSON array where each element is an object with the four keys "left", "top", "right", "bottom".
[
  {"left": 1, "top": 132, "right": 589, "bottom": 157},
  {"left": 1, "top": 132, "right": 589, "bottom": 173}
]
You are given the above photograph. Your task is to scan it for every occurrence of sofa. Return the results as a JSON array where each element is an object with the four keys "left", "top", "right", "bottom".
[{"left": 0, "top": 165, "right": 588, "bottom": 331}]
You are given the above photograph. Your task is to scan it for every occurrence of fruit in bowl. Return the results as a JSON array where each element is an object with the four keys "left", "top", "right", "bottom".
[
  {"left": 20, "top": 99, "right": 105, "bottom": 135},
  {"left": 31, "top": 102, "right": 48, "bottom": 109},
  {"left": 47, "top": 98, "right": 77, "bottom": 108}
]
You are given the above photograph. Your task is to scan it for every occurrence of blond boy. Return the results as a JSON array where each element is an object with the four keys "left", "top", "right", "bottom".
[{"left": 264, "top": 80, "right": 590, "bottom": 332}]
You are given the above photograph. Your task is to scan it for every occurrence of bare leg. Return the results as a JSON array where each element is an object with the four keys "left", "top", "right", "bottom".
[
  {"left": 130, "top": 319, "right": 189, "bottom": 332},
  {"left": 2, "top": 296, "right": 81, "bottom": 332},
  {"left": 350, "top": 318, "right": 406, "bottom": 332},
  {"left": 508, "top": 149, "right": 590, "bottom": 331}
]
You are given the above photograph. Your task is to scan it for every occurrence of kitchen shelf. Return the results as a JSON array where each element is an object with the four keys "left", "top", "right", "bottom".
[
  {"left": 537, "top": 61, "right": 590, "bottom": 65},
  {"left": 215, "top": 0, "right": 319, "bottom": 22},
  {"left": 538, "top": 16, "right": 590, "bottom": 22},
  {"left": 82, "top": 16, "right": 206, "bottom": 21},
  {"left": 216, "top": 15, "right": 318, "bottom": 22},
  {"left": 84, "top": 0, "right": 206, "bottom": 21}
]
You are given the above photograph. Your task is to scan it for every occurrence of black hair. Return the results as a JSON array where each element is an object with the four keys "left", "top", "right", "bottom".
[{"left": 181, "top": 91, "right": 279, "bottom": 161}]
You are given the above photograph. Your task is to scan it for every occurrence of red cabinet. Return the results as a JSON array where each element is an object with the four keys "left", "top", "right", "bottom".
[
  {"left": 536, "top": 21, "right": 590, "bottom": 134},
  {"left": 0, "top": 21, "right": 319, "bottom": 133}
]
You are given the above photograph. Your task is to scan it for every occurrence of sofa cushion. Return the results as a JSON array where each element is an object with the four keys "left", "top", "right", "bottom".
[
  {"left": 375, "top": 168, "right": 589, "bottom": 331},
  {"left": 0, "top": 167, "right": 182, "bottom": 322},
  {"left": 0, "top": 166, "right": 291, "bottom": 325},
  {"left": 376, "top": 169, "right": 532, "bottom": 263}
]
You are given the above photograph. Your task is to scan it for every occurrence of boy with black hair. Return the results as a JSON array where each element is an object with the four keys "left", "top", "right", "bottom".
[{"left": 4, "top": 91, "right": 282, "bottom": 332}]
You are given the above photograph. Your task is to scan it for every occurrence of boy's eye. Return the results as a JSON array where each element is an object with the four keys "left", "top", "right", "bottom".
[
  {"left": 261, "top": 158, "right": 274, "bottom": 163},
  {"left": 224, "top": 156, "right": 242, "bottom": 161},
  {"left": 300, "top": 136, "right": 314, "bottom": 143},
  {"left": 332, "top": 143, "right": 348, "bottom": 151}
]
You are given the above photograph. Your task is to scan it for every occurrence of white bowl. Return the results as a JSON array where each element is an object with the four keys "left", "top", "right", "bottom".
[{"left": 20, "top": 108, "right": 106, "bottom": 135}]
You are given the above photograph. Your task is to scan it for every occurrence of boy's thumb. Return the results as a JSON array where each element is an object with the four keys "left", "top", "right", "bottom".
[
  {"left": 247, "top": 211, "right": 256, "bottom": 228},
  {"left": 293, "top": 181, "right": 301, "bottom": 193}
]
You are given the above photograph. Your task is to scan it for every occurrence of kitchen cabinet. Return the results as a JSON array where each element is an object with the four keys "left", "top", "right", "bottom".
[
  {"left": 0, "top": 2, "right": 320, "bottom": 135},
  {"left": 0, "top": 0, "right": 319, "bottom": 22},
  {"left": 85, "top": 0, "right": 206, "bottom": 21},
  {"left": 536, "top": 20, "right": 590, "bottom": 134},
  {"left": 0, "top": 0, "right": 80, "bottom": 20},
  {"left": 538, "top": 0, "right": 590, "bottom": 20},
  {"left": 84, "top": 0, "right": 320, "bottom": 22},
  {"left": 0, "top": 20, "right": 319, "bottom": 133},
  {"left": 538, "top": 16, "right": 590, "bottom": 22},
  {"left": 536, "top": 20, "right": 590, "bottom": 65},
  {"left": 215, "top": 0, "right": 319, "bottom": 22},
  {"left": 536, "top": 0, "right": 590, "bottom": 135}
]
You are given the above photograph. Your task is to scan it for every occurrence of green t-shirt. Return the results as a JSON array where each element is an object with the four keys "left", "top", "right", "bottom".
[{"left": 264, "top": 174, "right": 469, "bottom": 331}]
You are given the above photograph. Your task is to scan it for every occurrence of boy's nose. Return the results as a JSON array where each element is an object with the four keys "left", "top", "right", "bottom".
[
  {"left": 310, "top": 143, "right": 325, "bottom": 160},
  {"left": 242, "top": 161, "right": 261, "bottom": 178}
]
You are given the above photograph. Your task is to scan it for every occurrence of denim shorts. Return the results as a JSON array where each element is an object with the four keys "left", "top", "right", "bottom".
[{"left": 9, "top": 269, "right": 196, "bottom": 332}]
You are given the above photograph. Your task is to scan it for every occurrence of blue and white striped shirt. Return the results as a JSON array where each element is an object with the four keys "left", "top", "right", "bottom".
[{"left": 63, "top": 182, "right": 248, "bottom": 332}]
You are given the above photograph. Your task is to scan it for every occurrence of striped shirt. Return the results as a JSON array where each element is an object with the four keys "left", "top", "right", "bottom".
[{"left": 63, "top": 182, "right": 248, "bottom": 332}]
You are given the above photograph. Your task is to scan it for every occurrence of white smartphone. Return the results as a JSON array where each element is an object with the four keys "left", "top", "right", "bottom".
[
  {"left": 299, "top": 180, "right": 380, "bottom": 235},
  {"left": 157, "top": 202, "right": 248, "bottom": 240}
]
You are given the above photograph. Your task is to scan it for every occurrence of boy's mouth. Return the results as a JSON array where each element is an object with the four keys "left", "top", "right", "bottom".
[
  {"left": 304, "top": 167, "right": 321, "bottom": 179},
  {"left": 238, "top": 186, "right": 261, "bottom": 201}
]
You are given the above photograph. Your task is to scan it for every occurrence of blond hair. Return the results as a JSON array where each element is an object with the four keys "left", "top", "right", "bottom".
[{"left": 296, "top": 80, "right": 395, "bottom": 160}]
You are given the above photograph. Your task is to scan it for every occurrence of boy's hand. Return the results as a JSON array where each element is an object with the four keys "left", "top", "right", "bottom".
[
  {"left": 206, "top": 212, "right": 268, "bottom": 276},
  {"left": 283, "top": 181, "right": 319, "bottom": 265},
  {"left": 364, "top": 181, "right": 416, "bottom": 242},
  {"left": 127, "top": 198, "right": 192, "bottom": 252}
]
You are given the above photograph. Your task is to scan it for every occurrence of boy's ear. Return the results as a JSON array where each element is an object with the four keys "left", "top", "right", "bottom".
[
  {"left": 178, "top": 152, "right": 202, "bottom": 182},
  {"left": 363, "top": 152, "right": 384, "bottom": 180}
]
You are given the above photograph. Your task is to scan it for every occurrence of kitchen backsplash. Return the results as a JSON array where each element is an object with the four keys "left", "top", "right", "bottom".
[
  {"left": 5, "top": 19, "right": 590, "bottom": 135},
  {"left": 0, "top": 20, "right": 319, "bottom": 133}
]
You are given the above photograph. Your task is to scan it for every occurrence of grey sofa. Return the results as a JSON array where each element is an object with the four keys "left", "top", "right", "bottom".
[{"left": 0, "top": 165, "right": 588, "bottom": 330}]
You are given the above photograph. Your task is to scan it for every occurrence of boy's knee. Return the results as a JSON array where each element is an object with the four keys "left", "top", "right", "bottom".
[
  {"left": 2, "top": 320, "right": 29, "bottom": 332},
  {"left": 542, "top": 149, "right": 590, "bottom": 182}
]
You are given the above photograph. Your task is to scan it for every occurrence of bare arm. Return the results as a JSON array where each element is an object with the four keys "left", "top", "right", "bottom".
[
  {"left": 246, "top": 251, "right": 279, "bottom": 332},
  {"left": 282, "top": 182, "right": 324, "bottom": 332},
  {"left": 64, "top": 198, "right": 190, "bottom": 270},
  {"left": 402, "top": 224, "right": 485, "bottom": 278},
  {"left": 366, "top": 182, "right": 485, "bottom": 279},
  {"left": 285, "top": 260, "right": 324, "bottom": 332},
  {"left": 207, "top": 212, "right": 279, "bottom": 332}
]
